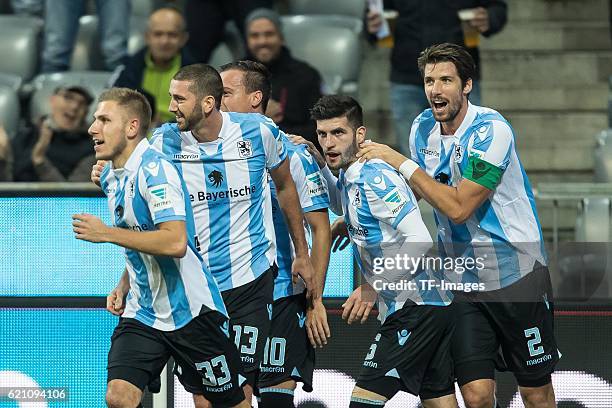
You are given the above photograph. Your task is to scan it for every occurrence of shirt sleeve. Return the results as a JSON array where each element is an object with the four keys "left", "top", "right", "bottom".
[
  {"left": 463, "top": 120, "right": 513, "bottom": 190},
  {"left": 290, "top": 149, "right": 329, "bottom": 213},
  {"left": 261, "top": 122, "right": 288, "bottom": 170},
  {"left": 363, "top": 167, "right": 417, "bottom": 229},
  {"left": 139, "top": 158, "right": 186, "bottom": 225}
]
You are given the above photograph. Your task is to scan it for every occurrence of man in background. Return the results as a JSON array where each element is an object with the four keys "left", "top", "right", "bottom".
[
  {"left": 112, "top": 7, "right": 195, "bottom": 125},
  {"left": 245, "top": 8, "right": 323, "bottom": 146}
]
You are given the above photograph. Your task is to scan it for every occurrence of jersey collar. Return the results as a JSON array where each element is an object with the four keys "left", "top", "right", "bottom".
[
  {"left": 448, "top": 102, "right": 478, "bottom": 138},
  {"left": 117, "top": 138, "right": 149, "bottom": 172}
]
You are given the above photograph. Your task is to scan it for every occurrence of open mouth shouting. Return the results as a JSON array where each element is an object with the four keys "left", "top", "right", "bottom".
[{"left": 93, "top": 138, "right": 104, "bottom": 151}]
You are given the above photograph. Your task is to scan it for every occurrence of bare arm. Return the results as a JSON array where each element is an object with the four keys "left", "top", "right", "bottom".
[
  {"left": 73, "top": 215, "right": 188, "bottom": 258},
  {"left": 270, "top": 159, "right": 319, "bottom": 299},
  {"left": 357, "top": 142, "right": 491, "bottom": 223},
  {"left": 408, "top": 170, "right": 491, "bottom": 224},
  {"left": 305, "top": 209, "right": 331, "bottom": 295},
  {"left": 304, "top": 209, "right": 332, "bottom": 347}
]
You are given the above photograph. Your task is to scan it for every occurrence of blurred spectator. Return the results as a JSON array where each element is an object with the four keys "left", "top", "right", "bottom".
[
  {"left": 367, "top": 1, "right": 507, "bottom": 155},
  {"left": 245, "top": 8, "right": 323, "bottom": 144},
  {"left": 0, "top": 126, "right": 13, "bottom": 181},
  {"left": 112, "top": 7, "right": 193, "bottom": 125},
  {"left": 12, "top": 86, "right": 95, "bottom": 182},
  {"left": 183, "top": 0, "right": 272, "bottom": 63},
  {"left": 41, "top": 0, "right": 130, "bottom": 72},
  {"left": 10, "top": 0, "right": 43, "bottom": 16}
]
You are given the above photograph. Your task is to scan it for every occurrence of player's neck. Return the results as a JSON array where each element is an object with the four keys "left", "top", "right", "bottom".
[
  {"left": 440, "top": 101, "right": 469, "bottom": 136},
  {"left": 191, "top": 110, "right": 223, "bottom": 143},
  {"left": 112, "top": 145, "right": 136, "bottom": 169}
]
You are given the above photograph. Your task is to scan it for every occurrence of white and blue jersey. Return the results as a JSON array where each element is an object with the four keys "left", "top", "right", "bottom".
[
  {"left": 409, "top": 103, "right": 547, "bottom": 291},
  {"left": 269, "top": 136, "right": 329, "bottom": 300},
  {"left": 326, "top": 159, "right": 451, "bottom": 321},
  {"left": 100, "top": 139, "right": 227, "bottom": 331},
  {"left": 149, "top": 111, "right": 287, "bottom": 292}
]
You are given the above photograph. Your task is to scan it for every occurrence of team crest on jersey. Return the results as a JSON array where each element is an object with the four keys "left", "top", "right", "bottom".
[
  {"left": 352, "top": 189, "right": 362, "bottom": 207},
  {"left": 237, "top": 140, "right": 253, "bottom": 158},
  {"left": 382, "top": 187, "right": 408, "bottom": 215},
  {"left": 207, "top": 170, "right": 224, "bottom": 188},
  {"left": 454, "top": 145, "right": 464, "bottom": 161},
  {"left": 128, "top": 180, "right": 136, "bottom": 198}
]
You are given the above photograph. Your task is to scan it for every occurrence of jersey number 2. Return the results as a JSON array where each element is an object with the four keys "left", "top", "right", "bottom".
[{"left": 524, "top": 327, "right": 544, "bottom": 357}]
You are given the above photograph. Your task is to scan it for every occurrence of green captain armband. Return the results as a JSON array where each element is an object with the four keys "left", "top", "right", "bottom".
[{"left": 464, "top": 156, "right": 503, "bottom": 190}]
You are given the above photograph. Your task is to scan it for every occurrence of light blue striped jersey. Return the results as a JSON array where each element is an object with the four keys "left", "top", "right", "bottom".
[
  {"left": 409, "top": 103, "right": 547, "bottom": 290},
  {"left": 149, "top": 111, "right": 287, "bottom": 291},
  {"left": 336, "top": 159, "right": 452, "bottom": 321},
  {"left": 100, "top": 139, "right": 227, "bottom": 331},
  {"left": 269, "top": 135, "right": 329, "bottom": 300}
]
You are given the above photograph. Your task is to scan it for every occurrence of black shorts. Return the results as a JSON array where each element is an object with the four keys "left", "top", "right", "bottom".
[
  {"left": 355, "top": 302, "right": 456, "bottom": 400},
  {"left": 258, "top": 292, "right": 315, "bottom": 392},
  {"left": 222, "top": 267, "right": 275, "bottom": 382},
  {"left": 107, "top": 312, "right": 245, "bottom": 407},
  {"left": 452, "top": 263, "right": 559, "bottom": 387}
]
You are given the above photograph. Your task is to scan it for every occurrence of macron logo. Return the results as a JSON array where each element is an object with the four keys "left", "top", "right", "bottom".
[
  {"left": 145, "top": 161, "right": 160, "bottom": 177},
  {"left": 371, "top": 175, "right": 387, "bottom": 190},
  {"left": 397, "top": 329, "right": 411, "bottom": 346},
  {"left": 297, "top": 312, "right": 306, "bottom": 328}
]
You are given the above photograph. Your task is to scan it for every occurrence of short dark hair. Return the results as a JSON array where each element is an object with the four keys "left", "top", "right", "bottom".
[
  {"left": 310, "top": 95, "right": 363, "bottom": 131},
  {"left": 98, "top": 87, "right": 152, "bottom": 136},
  {"left": 173, "top": 64, "right": 223, "bottom": 109},
  {"left": 219, "top": 60, "right": 271, "bottom": 112},
  {"left": 417, "top": 43, "right": 476, "bottom": 88}
]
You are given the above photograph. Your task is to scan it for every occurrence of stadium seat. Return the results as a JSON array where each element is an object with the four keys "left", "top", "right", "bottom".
[
  {"left": 608, "top": 75, "right": 612, "bottom": 128},
  {"left": 28, "top": 71, "right": 112, "bottom": 124},
  {"left": 287, "top": 0, "right": 365, "bottom": 19},
  {"left": 71, "top": 15, "right": 103, "bottom": 71},
  {"left": 575, "top": 197, "right": 610, "bottom": 242},
  {"left": 0, "top": 84, "right": 20, "bottom": 138},
  {"left": 128, "top": 15, "right": 148, "bottom": 55},
  {"left": 593, "top": 129, "right": 612, "bottom": 182},
  {"left": 281, "top": 15, "right": 362, "bottom": 95},
  {"left": 71, "top": 14, "right": 150, "bottom": 70},
  {"left": 132, "top": 0, "right": 155, "bottom": 18},
  {"left": 0, "top": 15, "right": 43, "bottom": 81},
  {"left": 208, "top": 22, "right": 244, "bottom": 68},
  {"left": 282, "top": 14, "right": 363, "bottom": 34},
  {"left": 0, "top": 72, "right": 23, "bottom": 93}
]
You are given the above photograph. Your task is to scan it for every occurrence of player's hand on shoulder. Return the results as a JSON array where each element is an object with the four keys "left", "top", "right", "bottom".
[
  {"left": 91, "top": 160, "right": 107, "bottom": 187},
  {"left": 342, "top": 282, "right": 376, "bottom": 324},
  {"left": 306, "top": 299, "right": 331, "bottom": 348},
  {"left": 331, "top": 216, "right": 350, "bottom": 252},
  {"left": 357, "top": 141, "right": 407, "bottom": 170}
]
